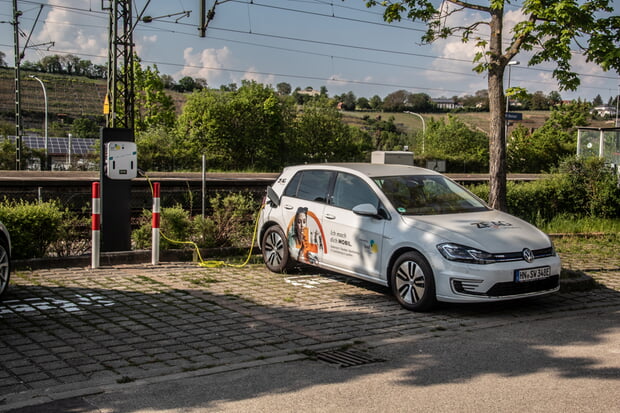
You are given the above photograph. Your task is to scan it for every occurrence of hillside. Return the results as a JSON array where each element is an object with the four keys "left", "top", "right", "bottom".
[
  {"left": 0, "top": 68, "right": 186, "bottom": 132},
  {"left": 342, "top": 110, "right": 612, "bottom": 136},
  {"left": 2, "top": 67, "right": 611, "bottom": 136}
]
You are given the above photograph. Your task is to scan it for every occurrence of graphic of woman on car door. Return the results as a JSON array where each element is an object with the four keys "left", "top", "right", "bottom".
[{"left": 289, "top": 207, "right": 321, "bottom": 264}]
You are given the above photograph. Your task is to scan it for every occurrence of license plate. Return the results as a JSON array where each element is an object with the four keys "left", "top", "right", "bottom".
[{"left": 515, "top": 266, "right": 551, "bottom": 282}]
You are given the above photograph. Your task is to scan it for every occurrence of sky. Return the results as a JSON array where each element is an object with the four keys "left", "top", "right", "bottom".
[{"left": 1, "top": 0, "right": 619, "bottom": 103}]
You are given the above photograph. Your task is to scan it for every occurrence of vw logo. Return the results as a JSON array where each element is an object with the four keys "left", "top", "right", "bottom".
[{"left": 522, "top": 248, "right": 535, "bottom": 263}]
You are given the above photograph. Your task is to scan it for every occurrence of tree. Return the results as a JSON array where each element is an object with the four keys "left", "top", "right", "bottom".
[
  {"left": 366, "top": 0, "right": 620, "bottom": 211},
  {"left": 292, "top": 97, "right": 370, "bottom": 163},
  {"left": 0, "top": 51, "right": 6, "bottom": 67},
  {"left": 70, "top": 117, "right": 101, "bottom": 139},
  {"left": 592, "top": 95, "right": 604, "bottom": 106},
  {"left": 382, "top": 89, "right": 410, "bottom": 112},
  {"left": 276, "top": 82, "right": 292, "bottom": 95},
  {"left": 357, "top": 97, "right": 371, "bottom": 110},
  {"left": 340, "top": 91, "right": 357, "bottom": 110},
  {"left": 132, "top": 60, "right": 176, "bottom": 132},
  {"left": 407, "top": 93, "right": 432, "bottom": 112},
  {"left": 508, "top": 102, "right": 590, "bottom": 172},
  {"left": 177, "top": 81, "right": 293, "bottom": 170},
  {"left": 369, "top": 95, "right": 383, "bottom": 110},
  {"left": 530, "top": 91, "right": 549, "bottom": 110}
]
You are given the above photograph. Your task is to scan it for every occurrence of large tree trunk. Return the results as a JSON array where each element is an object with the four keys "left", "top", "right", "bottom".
[{"left": 487, "top": 8, "right": 508, "bottom": 211}]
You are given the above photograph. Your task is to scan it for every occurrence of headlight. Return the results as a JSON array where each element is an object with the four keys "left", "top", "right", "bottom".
[{"left": 437, "top": 243, "right": 496, "bottom": 264}]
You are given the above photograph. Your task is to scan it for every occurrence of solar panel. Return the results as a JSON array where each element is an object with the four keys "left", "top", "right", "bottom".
[{"left": 3, "top": 135, "right": 99, "bottom": 155}]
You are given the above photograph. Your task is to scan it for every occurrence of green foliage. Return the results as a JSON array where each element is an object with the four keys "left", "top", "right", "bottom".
[
  {"left": 133, "top": 192, "right": 260, "bottom": 250},
  {"left": 507, "top": 102, "right": 589, "bottom": 173},
  {"left": 70, "top": 117, "right": 102, "bottom": 139},
  {"left": 133, "top": 61, "right": 176, "bottom": 132},
  {"left": 469, "top": 157, "right": 620, "bottom": 223},
  {"left": 291, "top": 97, "right": 371, "bottom": 163},
  {"left": 194, "top": 192, "right": 259, "bottom": 248},
  {"left": 0, "top": 200, "right": 64, "bottom": 259},
  {"left": 177, "top": 81, "right": 292, "bottom": 171},
  {"left": 133, "top": 205, "right": 192, "bottom": 250},
  {"left": 47, "top": 212, "right": 90, "bottom": 257},
  {"left": 135, "top": 125, "right": 179, "bottom": 171},
  {"left": 421, "top": 115, "right": 489, "bottom": 172}
]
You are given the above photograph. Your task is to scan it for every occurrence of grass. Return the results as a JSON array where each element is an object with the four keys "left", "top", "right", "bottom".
[
  {"left": 553, "top": 233, "right": 620, "bottom": 261},
  {"left": 539, "top": 216, "right": 620, "bottom": 235}
]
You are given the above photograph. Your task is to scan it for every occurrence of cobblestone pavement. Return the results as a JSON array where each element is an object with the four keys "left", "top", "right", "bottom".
[{"left": 1, "top": 254, "right": 619, "bottom": 408}]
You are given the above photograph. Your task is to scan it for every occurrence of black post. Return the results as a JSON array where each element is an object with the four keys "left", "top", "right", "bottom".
[{"left": 100, "top": 127, "right": 134, "bottom": 252}]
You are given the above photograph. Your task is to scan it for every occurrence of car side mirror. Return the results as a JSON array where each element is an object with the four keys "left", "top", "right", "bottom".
[
  {"left": 266, "top": 186, "right": 280, "bottom": 207},
  {"left": 352, "top": 203, "right": 380, "bottom": 218}
]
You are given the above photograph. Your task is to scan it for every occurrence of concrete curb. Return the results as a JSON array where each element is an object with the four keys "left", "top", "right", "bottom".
[{"left": 13, "top": 247, "right": 253, "bottom": 270}]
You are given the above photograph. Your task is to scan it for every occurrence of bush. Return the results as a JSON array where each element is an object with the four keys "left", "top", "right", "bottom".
[
  {"left": 0, "top": 200, "right": 64, "bottom": 259},
  {"left": 132, "top": 205, "right": 192, "bottom": 250},
  {"left": 132, "top": 192, "right": 260, "bottom": 250},
  {"left": 469, "top": 157, "right": 620, "bottom": 223}
]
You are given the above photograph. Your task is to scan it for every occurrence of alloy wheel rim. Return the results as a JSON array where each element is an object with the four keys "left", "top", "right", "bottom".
[
  {"left": 395, "top": 260, "right": 426, "bottom": 304},
  {"left": 265, "top": 231, "right": 284, "bottom": 267}
]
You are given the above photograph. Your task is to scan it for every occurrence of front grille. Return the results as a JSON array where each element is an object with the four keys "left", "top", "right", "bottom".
[
  {"left": 492, "top": 247, "right": 555, "bottom": 262},
  {"left": 485, "top": 275, "right": 560, "bottom": 297}
]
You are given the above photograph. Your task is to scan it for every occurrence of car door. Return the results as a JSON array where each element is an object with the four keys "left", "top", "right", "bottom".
[
  {"left": 280, "top": 169, "right": 334, "bottom": 266},
  {"left": 321, "top": 172, "right": 386, "bottom": 280}
]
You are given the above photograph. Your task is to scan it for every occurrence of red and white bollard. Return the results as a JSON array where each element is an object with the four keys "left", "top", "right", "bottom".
[
  {"left": 91, "top": 182, "right": 100, "bottom": 269},
  {"left": 152, "top": 182, "right": 160, "bottom": 265}
]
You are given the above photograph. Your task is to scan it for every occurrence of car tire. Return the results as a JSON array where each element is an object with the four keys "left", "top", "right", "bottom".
[
  {"left": 390, "top": 251, "right": 437, "bottom": 311},
  {"left": 261, "top": 225, "right": 291, "bottom": 273},
  {"left": 0, "top": 240, "right": 10, "bottom": 299}
]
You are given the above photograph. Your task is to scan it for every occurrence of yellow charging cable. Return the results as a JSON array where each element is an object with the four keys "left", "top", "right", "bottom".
[{"left": 143, "top": 172, "right": 262, "bottom": 268}]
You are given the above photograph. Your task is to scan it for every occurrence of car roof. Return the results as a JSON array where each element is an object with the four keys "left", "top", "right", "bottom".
[{"left": 285, "top": 163, "right": 442, "bottom": 178}]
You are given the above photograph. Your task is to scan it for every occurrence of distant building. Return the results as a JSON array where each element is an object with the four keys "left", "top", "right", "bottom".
[
  {"left": 432, "top": 98, "right": 462, "bottom": 110},
  {"left": 591, "top": 105, "right": 617, "bottom": 118},
  {"left": 296, "top": 88, "right": 320, "bottom": 97}
]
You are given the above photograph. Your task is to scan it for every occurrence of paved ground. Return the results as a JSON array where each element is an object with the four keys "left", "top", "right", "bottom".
[{"left": 1, "top": 253, "right": 619, "bottom": 411}]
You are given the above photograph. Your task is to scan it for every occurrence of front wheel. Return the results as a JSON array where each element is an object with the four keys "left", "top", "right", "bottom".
[
  {"left": 261, "top": 225, "right": 291, "bottom": 273},
  {"left": 390, "top": 251, "right": 437, "bottom": 311},
  {"left": 0, "top": 241, "right": 11, "bottom": 299}
]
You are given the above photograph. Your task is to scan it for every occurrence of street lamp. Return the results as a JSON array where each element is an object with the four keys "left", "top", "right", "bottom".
[
  {"left": 404, "top": 111, "right": 426, "bottom": 153},
  {"left": 29, "top": 75, "right": 48, "bottom": 170},
  {"left": 505, "top": 61, "right": 520, "bottom": 138}
]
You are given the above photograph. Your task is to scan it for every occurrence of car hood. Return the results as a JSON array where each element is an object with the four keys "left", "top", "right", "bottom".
[{"left": 401, "top": 210, "right": 551, "bottom": 252}]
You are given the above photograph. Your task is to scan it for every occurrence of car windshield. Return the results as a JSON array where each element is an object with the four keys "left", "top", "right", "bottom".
[{"left": 374, "top": 175, "right": 489, "bottom": 215}]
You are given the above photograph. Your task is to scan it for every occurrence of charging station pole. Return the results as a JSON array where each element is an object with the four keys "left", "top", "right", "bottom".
[{"left": 100, "top": 127, "right": 136, "bottom": 252}]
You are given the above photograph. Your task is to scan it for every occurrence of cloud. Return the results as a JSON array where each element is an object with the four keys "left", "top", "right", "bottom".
[
  {"left": 178, "top": 46, "right": 233, "bottom": 85},
  {"left": 31, "top": 0, "right": 108, "bottom": 63},
  {"left": 241, "top": 67, "right": 275, "bottom": 86}
]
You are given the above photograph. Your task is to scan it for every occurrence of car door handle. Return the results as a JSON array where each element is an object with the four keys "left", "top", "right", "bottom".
[
  {"left": 284, "top": 204, "right": 294, "bottom": 210},
  {"left": 324, "top": 214, "right": 336, "bottom": 220}
]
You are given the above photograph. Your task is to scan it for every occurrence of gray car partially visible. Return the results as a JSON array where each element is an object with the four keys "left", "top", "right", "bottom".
[{"left": 0, "top": 221, "right": 12, "bottom": 299}]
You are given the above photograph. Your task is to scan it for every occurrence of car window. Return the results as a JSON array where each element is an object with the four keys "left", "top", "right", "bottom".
[
  {"left": 284, "top": 170, "right": 333, "bottom": 202},
  {"left": 375, "top": 175, "right": 488, "bottom": 215},
  {"left": 331, "top": 172, "right": 379, "bottom": 210}
]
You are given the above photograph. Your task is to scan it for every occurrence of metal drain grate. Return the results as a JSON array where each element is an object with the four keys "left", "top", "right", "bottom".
[{"left": 315, "top": 349, "right": 384, "bottom": 368}]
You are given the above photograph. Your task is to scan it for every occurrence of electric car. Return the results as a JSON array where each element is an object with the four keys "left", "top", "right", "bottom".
[
  {"left": 0, "top": 220, "right": 11, "bottom": 299},
  {"left": 258, "top": 163, "right": 561, "bottom": 311}
]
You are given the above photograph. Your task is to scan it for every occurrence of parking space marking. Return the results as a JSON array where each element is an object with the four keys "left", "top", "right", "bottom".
[{"left": 0, "top": 293, "right": 115, "bottom": 316}]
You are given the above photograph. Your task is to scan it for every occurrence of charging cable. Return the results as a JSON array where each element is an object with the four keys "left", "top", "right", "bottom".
[{"left": 142, "top": 171, "right": 261, "bottom": 268}]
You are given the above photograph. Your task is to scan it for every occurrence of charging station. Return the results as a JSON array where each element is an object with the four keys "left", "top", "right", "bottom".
[{"left": 100, "top": 128, "right": 136, "bottom": 252}]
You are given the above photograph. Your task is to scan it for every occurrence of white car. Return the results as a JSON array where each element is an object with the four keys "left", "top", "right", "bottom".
[{"left": 258, "top": 163, "right": 561, "bottom": 311}]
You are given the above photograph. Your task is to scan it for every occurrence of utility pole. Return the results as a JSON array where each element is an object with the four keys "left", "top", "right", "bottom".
[
  {"left": 13, "top": 0, "right": 22, "bottom": 170},
  {"left": 104, "top": 0, "right": 134, "bottom": 129}
]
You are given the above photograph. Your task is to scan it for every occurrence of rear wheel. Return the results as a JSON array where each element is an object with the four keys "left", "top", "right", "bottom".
[
  {"left": 0, "top": 241, "right": 10, "bottom": 299},
  {"left": 390, "top": 251, "right": 436, "bottom": 311},
  {"left": 261, "top": 225, "right": 291, "bottom": 273}
]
